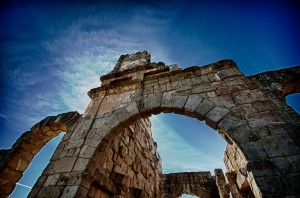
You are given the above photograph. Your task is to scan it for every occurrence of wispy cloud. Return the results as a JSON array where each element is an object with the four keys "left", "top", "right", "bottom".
[
  {"left": 1, "top": 2, "right": 176, "bottom": 139},
  {"left": 41, "top": 4, "right": 175, "bottom": 113},
  {"left": 151, "top": 114, "right": 226, "bottom": 174},
  {"left": 0, "top": 113, "right": 7, "bottom": 119}
]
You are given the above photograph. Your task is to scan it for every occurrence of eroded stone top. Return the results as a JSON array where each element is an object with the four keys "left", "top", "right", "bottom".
[
  {"left": 113, "top": 51, "right": 151, "bottom": 72},
  {"left": 100, "top": 50, "right": 173, "bottom": 85}
]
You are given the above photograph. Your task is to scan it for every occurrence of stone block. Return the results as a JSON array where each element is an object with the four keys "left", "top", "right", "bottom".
[
  {"left": 36, "top": 186, "right": 65, "bottom": 198},
  {"left": 84, "top": 133, "right": 103, "bottom": 148},
  {"left": 158, "top": 77, "right": 169, "bottom": 85},
  {"left": 7, "top": 157, "right": 29, "bottom": 172},
  {"left": 205, "top": 106, "right": 229, "bottom": 129},
  {"left": 183, "top": 94, "right": 203, "bottom": 117},
  {"left": 125, "top": 101, "right": 142, "bottom": 122},
  {"left": 288, "top": 155, "right": 300, "bottom": 172},
  {"left": 234, "top": 89, "right": 267, "bottom": 104},
  {"left": 200, "top": 66, "right": 214, "bottom": 75},
  {"left": 138, "top": 93, "right": 162, "bottom": 116},
  {"left": 240, "top": 103, "right": 257, "bottom": 115},
  {"left": 206, "top": 90, "right": 217, "bottom": 97},
  {"left": 119, "top": 146, "right": 128, "bottom": 158},
  {"left": 192, "top": 84, "right": 216, "bottom": 93},
  {"left": 114, "top": 107, "right": 132, "bottom": 127},
  {"left": 179, "top": 78, "right": 193, "bottom": 88},
  {"left": 144, "top": 79, "right": 158, "bottom": 88},
  {"left": 217, "top": 67, "right": 242, "bottom": 80},
  {"left": 27, "top": 186, "right": 41, "bottom": 198},
  {"left": 194, "top": 99, "right": 216, "bottom": 120},
  {"left": 167, "top": 81, "right": 179, "bottom": 90},
  {"left": 266, "top": 125, "right": 291, "bottom": 136},
  {"left": 239, "top": 141, "right": 268, "bottom": 160},
  {"left": 61, "top": 186, "right": 88, "bottom": 198},
  {"left": 161, "top": 91, "right": 175, "bottom": 112},
  {"left": 144, "top": 86, "right": 154, "bottom": 95},
  {"left": 43, "top": 174, "right": 60, "bottom": 186},
  {"left": 19, "top": 140, "right": 36, "bottom": 154},
  {"left": 62, "top": 131, "right": 72, "bottom": 141},
  {"left": 272, "top": 157, "right": 296, "bottom": 175},
  {"left": 261, "top": 134, "right": 300, "bottom": 158},
  {"left": 97, "top": 123, "right": 112, "bottom": 138},
  {"left": 229, "top": 125, "right": 260, "bottom": 143},
  {"left": 284, "top": 173, "right": 300, "bottom": 196},
  {"left": 98, "top": 100, "right": 122, "bottom": 114},
  {"left": 217, "top": 113, "right": 245, "bottom": 132},
  {"left": 246, "top": 111, "right": 285, "bottom": 128},
  {"left": 72, "top": 157, "right": 90, "bottom": 171},
  {"left": 161, "top": 92, "right": 187, "bottom": 113},
  {"left": 52, "top": 156, "right": 77, "bottom": 173},
  {"left": 63, "top": 148, "right": 80, "bottom": 157},
  {"left": 207, "top": 73, "right": 221, "bottom": 82},
  {"left": 252, "top": 100, "right": 277, "bottom": 112},
  {"left": 254, "top": 176, "right": 286, "bottom": 197},
  {"left": 191, "top": 75, "right": 209, "bottom": 85},
  {"left": 246, "top": 160, "right": 277, "bottom": 177},
  {"left": 105, "top": 113, "right": 122, "bottom": 131},
  {"left": 79, "top": 145, "right": 96, "bottom": 158},
  {"left": 64, "top": 139, "right": 84, "bottom": 150},
  {"left": 0, "top": 168, "right": 22, "bottom": 183}
]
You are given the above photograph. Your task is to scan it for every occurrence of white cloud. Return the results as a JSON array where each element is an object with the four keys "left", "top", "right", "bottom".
[
  {"left": 42, "top": 5, "right": 175, "bottom": 114},
  {"left": 151, "top": 115, "right": 226, "bottom": 174}
]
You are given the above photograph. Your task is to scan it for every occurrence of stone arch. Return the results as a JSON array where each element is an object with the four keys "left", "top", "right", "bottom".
[
  {"left": 0, "top": 112, "right": 81, "bottom": 197},
  {"left": 85, "top": 95, "right": 255, "bottom": 196},
  {"left": 79, "top": 98, "right": 238, "bottom": 197},
  {"left": 26, "top": 51, "right": 300, "bottom": 198}
]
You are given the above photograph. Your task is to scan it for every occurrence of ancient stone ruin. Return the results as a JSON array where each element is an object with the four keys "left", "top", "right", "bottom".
[{"left": 1, "top": 51, "right": 299, "bottom": 197}]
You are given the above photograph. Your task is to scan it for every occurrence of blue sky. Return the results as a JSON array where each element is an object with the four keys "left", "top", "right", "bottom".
[{"left": 1, "top": 0, "right": 299, "bottom": 197}]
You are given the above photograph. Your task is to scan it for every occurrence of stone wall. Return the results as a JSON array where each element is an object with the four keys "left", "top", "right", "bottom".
[
  {"left": 160, "top": 172, "right": 219, "bottom": 198},
  {"left": 87, "top": 118, "right": 162, "bottom": 198},
  {"left": 249, "top": 66, "right": 300, "bottom": 127},
  {"left": 26, "top": 117, "right": 162, "bottom": 198}
]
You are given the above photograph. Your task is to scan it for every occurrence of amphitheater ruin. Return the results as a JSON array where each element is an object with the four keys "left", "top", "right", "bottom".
[{"left": 1, "top": 51, "right": 299, "bottom": 197}]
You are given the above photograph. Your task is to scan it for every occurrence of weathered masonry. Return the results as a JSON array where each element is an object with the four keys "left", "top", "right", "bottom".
[{"left": 1, "top": 51, "right": 299, "bottom": 197}]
